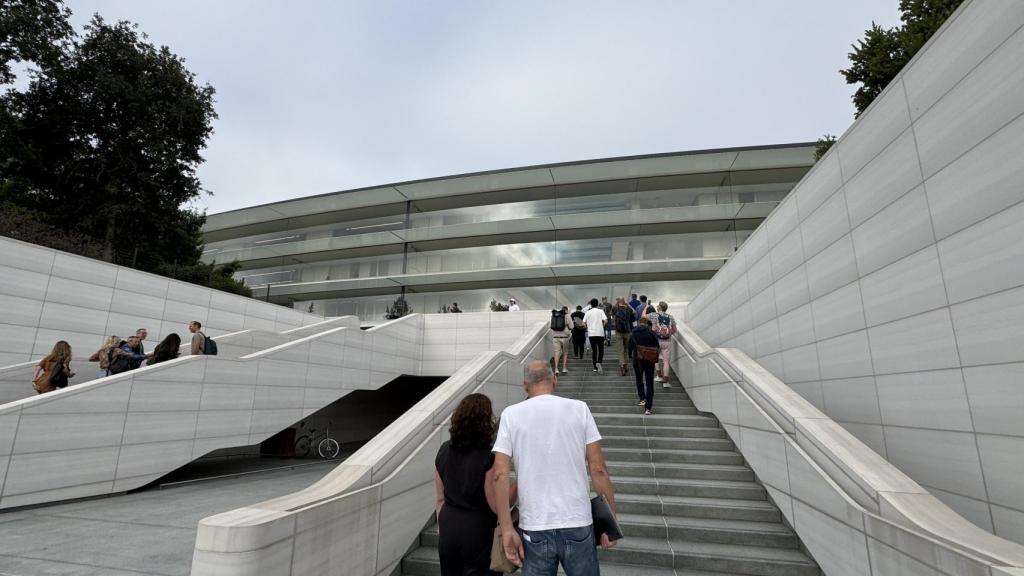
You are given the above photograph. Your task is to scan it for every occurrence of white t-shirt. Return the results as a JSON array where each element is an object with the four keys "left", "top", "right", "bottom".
[
  {"left": 509, "top": 302, "right": 520, "bottom": 311},
  {"left": 492, "top": 394, "right": 602, "bottom": 531},
  {"left": 582, "top": 308, "right": 607, "bottom": 338}
]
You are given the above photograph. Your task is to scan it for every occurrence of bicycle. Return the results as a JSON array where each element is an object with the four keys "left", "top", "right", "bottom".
[{"left": 293, "top": 420, "right": 341, "bottom": 459}]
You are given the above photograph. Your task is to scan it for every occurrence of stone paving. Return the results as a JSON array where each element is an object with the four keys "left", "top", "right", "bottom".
[{"left": 0, "top": 459, "right": 339, "bottom": 576}]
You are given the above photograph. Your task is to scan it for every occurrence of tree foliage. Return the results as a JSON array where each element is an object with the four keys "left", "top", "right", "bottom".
[
  {"left": 0, "top": 1, "right": 248, "bottom": 296},
  {"left": 841, "top": 0, "right": 963, "bottom": 117},
  {"left": 814, "top": 134, "right": 837, "bottom": 161}
]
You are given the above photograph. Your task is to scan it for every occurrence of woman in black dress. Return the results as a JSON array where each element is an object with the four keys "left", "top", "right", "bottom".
[{"left": 434, "top": 393, "right": 512, "bottom": 576}]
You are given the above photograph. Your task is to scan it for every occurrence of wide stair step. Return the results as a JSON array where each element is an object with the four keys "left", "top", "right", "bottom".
[{"left": 399, "top": 354, "right": 821, "bottom": 575}]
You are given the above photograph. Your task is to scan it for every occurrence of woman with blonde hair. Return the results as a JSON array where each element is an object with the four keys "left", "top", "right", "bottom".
[
  {"left": 32, "top": 341, "right": 74, "bottom": 394},
  {"left": 90, "top": 335, "right": 123, "bottom": 378}
]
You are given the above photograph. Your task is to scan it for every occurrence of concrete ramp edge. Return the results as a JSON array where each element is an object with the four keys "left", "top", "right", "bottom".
[
  {"left": 190, "top": 320, "right": 551, "bottom": 576},
  {"left": 674, "top": 323, "right": 1024, "bottom": 576}
]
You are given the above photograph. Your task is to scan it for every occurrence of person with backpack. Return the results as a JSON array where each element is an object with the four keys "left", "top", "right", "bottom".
[
  {"left": 32, "top": 340, "right": 74, "bottom": 394},
  {"left": 550, "top": 306, "right": 571, "bottom": 374},
  {"left": 110, "top": 336, "right": 148, "bottom": 374},
  {"left": 611, "top": 297, "right": 636, "bottom": 376},
  {"left": 189, "top": 321, "right": 218, "bottom": 355},
  {"left": 628, "top": 317, "right": 660, "bottom": 415},
  {"left": 652, "top": 302, "right": 678, "bottom": 388},
  {"left": 90, "top": 335, "right": 122, "bottom": 378},
  {"left": 569, "top": 305, "right": 587, "bottom": 360}
]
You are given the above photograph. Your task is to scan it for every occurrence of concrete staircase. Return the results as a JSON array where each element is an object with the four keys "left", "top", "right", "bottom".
[{"left": 401, "top": 354, "right": 821, "bottom": 575}]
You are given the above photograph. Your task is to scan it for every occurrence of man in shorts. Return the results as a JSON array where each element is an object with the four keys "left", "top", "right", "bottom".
[{"left": 551, "top": 306, "right": 571, "bottom": 374}]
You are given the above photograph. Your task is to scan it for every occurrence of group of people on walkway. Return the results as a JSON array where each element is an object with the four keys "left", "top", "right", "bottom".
[
  {"left": 434, "top": 360, "right": 617, "bottom": 576},
  {"left": 551, "top": 293, "right": 677, "bottom": 415},
  {"left": 31, "top": 321, "right": 214, "bottom": 394}
]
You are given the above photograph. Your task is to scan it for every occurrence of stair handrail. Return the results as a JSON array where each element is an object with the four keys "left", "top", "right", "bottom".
[
  {"left": 190, "top": 320, "right": 551, "bottom": 575},
  {"left": 674, "top": 322, "right": 1024, "bottom": 569}
]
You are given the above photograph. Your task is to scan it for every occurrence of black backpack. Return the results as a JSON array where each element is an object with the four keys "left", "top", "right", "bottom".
[
  {"left": 550, "top": 310, "right": 567, "bottom": 331},
  {"left": 614, "top": 306, "right": 633, "bottom": 333},
  {"left": 108, "top": 348, "right": 132, "bottom": 374},
  {"left": 199, "top": 332, "right": 218, "bottom": 355}
]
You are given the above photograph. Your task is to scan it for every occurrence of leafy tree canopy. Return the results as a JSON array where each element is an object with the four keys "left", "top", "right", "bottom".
[
  {"left": 0, "top": 0, "right": 249, "bottom": 296},
  {"left": 841, "top": 0, "right": 963, "bottom": 117}
]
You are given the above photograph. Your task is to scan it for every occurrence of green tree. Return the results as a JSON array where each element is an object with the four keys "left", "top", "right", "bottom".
[
  {"left": 841, "top": 0, "right": 963, "bottom": 117},
  {"left": 814, "top": 134, "right": 837, "bottom": 161},
  {"left": 0, "top": 0, "right": 72, "bottom": 84},
  {"left": 0, "top": 4, "right": 249, "bottom": 296}
]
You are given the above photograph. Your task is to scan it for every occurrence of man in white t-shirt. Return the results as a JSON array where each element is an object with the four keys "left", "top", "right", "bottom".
[
  {"left": 509, "top": 298, "right": 521, "bottom": 311},
  {"left": 493, "top": 360, "right": 617, "bottom": 574},
  {"left": 582, "top": 298, "right": 607, "bottom": 372}
]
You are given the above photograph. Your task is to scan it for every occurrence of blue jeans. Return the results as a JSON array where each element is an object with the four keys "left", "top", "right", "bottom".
[{"left": 520, "top": 524, "right": 599, "bottom": 576}]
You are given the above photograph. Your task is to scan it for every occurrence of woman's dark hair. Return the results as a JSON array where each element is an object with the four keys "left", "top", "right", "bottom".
[
  {"left": 449, "top": 393, "right": 496, "bottom": 450},
  {"left": 148, "top": 333, "right": 182, "bottom": 365},
  {"left": 589, "top": 298, "right": 599, "bottom": 308},
  {"left": 576, "top": 305, "right": 583, "bottom": 311}
]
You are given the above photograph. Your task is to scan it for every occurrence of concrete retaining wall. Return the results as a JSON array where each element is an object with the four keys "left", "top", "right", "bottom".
[{"left": 684, "top": 0, "right": 1024, "bottom": 542}]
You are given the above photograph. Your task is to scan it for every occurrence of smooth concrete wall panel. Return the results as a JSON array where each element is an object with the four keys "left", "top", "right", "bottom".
[
  {"left": 683, "top": 0, "right": 1024, "bottom": 543},
  {"left": 0, "top": 234, "right": 321, "bottom": 364},
  {"left": 674, "top": 323, "right": 1024, "bottom": 576}
]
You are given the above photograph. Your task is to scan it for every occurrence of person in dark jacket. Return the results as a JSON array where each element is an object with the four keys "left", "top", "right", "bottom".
[
  {"left": 628, "top": 317, "right": 660, "bottom": 415},
  {"left": 117, "top": 337, "right": 148, "bottom": 372},
  {"left": 569, "top": 305, "right": 587, "bottom": 360},
  {"left": 433, "top": 393, "right": 516, "bottom": 576}
]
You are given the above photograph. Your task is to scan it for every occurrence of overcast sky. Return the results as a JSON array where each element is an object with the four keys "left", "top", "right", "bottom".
[{"left": 65, "top": 1, "right": 900, "bottom": 215}]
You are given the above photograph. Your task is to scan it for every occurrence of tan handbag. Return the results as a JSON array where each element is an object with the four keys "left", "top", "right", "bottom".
[{"left": 489, "top": 507, "right": 519, "bottom": 573}]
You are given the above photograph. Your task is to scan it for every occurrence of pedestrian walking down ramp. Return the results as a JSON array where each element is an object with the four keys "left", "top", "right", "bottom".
[
  {"left": 403, "top": 353, "right": 822, "bottom": 576},
  {"left": 0, "top": 315, "right": 362, "bottom": 405},
  {"left": 672, "top": 323, "right": 1024, "bottom": 576},
  {"left": 190, "top": 321, "right": 551, "bottom": 576}
]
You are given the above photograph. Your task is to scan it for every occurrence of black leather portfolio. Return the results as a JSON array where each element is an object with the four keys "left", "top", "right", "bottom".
[{"left": 591, "top": 494, "right": 623, "bottom": 542}]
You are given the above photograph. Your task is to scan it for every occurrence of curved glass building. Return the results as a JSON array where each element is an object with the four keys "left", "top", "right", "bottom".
[{"left": 202, "top": 144, "right": 814, "bottom": 319}]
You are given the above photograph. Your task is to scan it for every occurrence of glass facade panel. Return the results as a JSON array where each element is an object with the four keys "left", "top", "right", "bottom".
[
  {"left": 300, "top": 280, "right": 706, "bottom": 321},
  {"left": 235, "top": 230, "right": 749, "bottom": 287},
  {"left": 204, "top": 181, "right": 791, "bottom": 264}
]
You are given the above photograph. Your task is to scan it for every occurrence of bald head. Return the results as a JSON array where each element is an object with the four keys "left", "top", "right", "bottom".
[{"left": 524, "top": 360, "right": 556, "bottom": 395}]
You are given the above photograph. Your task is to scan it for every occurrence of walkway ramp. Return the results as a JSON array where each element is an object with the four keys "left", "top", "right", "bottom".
[
  {"left": 0, "top": 311, "right": 545, "bottom": 510},
  {"left": 0, "top": 316, "right": 361, "bottom": 405}
]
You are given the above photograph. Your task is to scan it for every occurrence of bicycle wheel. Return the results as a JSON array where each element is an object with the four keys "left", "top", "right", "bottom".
[
  {"left": 294, "top": 435, "right": 312, "bottom": 458},
  {"left": 318, "top": 437, "right": 340, "bottom": 459}
]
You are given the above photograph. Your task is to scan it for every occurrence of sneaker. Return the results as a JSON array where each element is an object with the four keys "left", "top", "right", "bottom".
[
  {"left": 662, "top": 382, "right": 671, "bottom": 389},
  {"left": 561, "top": 368, "right": 569, "bottom": 374},
  {"left": 593, "top": 367, "right": 599, "bottom": 372},
  {"left": 644, "top": 409, "right": 652, "bottom": 415},
  {"left": 596, "top": 363, "right": 603, "bottom": 373},
  {"left": 637, "top": 400, "right": 646, "bottom": 406},
  {"left": 654, "top": 376, "right": 664, "bottom": 383}
]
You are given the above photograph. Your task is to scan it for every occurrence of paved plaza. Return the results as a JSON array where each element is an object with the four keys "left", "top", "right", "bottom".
[{"left": 0, "top": 460, "right": 338, "bottom": 576}]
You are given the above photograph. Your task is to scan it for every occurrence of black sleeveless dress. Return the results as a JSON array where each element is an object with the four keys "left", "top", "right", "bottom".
[{"left": 435, "top": 440, "right": 499, "bottom": 576}]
